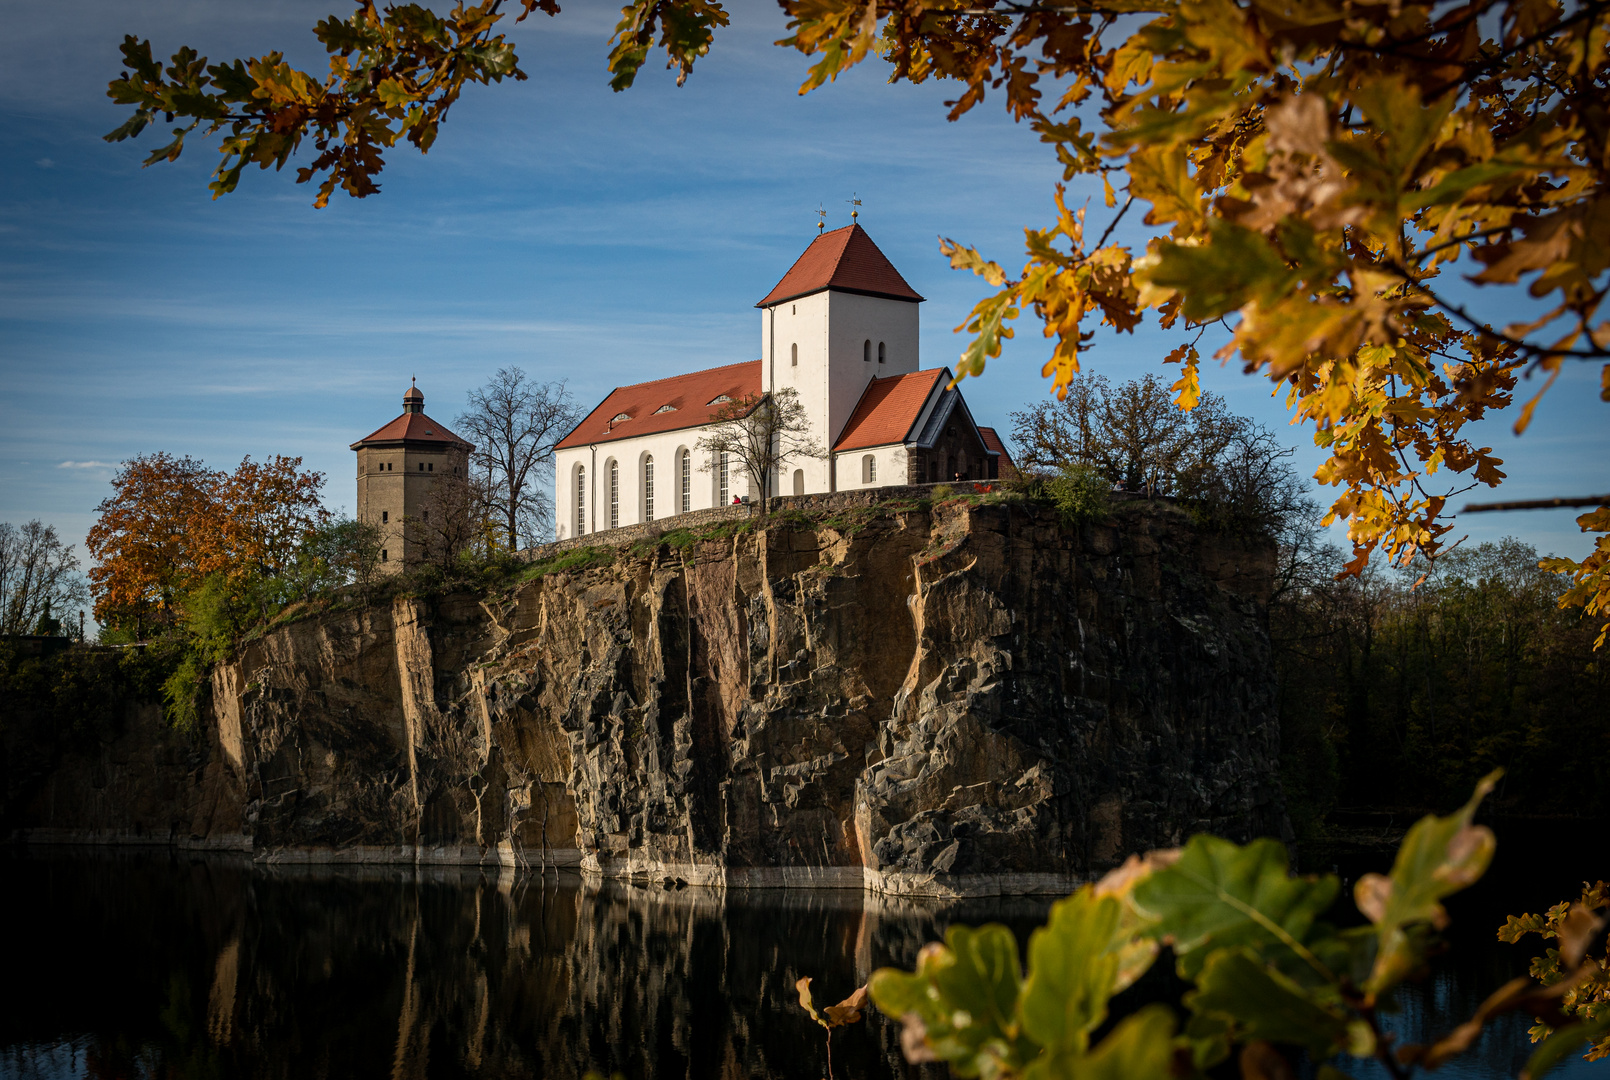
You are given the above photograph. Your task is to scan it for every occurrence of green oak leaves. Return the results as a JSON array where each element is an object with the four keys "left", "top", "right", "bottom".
[{"left": 863, "top": 773, "right": 1581, "bottom": 1080}]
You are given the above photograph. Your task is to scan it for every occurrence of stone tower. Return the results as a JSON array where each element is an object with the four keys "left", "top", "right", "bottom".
[{"left": 350, "top": 380, "right": 473, "bottom": 571}]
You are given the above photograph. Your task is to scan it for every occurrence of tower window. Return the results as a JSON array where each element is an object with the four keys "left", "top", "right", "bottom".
[
  {"left": 382, "top": 549, "right": 388, "bottom": 562},
  {"left": 863, "top": 339, "right": 871, "bottom": 363},
  {"left": 791, "top": 343, "right": 798, "bottom": 367},
  {"left": 418, "top": 462, "right": 425, "bottom": 471},
  {"left": 680, "top": 450, "right": 691, "bottom": 513},
  {"left": 422, "top": 510, "right": 429, "bottom": 522},
  {"left": 719, "top": 452, "right": 730, "bottom": 505},
  {"left": 576, "top": 465, "right": 586, "bottom": 535},
  {"left": 609, "top": 461, "right": 619, "bottom": 529},
  {"left": 644, "top": 455, "right": 655, "bottom": 522},
  {"left": 878, "top": 342, "right": 886, "bottom": 363},
  {"left": 382, "top": 511, "right": 388, "bottom": 523},
  {"left": 427, "top": 462, "right": 433, "bottom": 472}
]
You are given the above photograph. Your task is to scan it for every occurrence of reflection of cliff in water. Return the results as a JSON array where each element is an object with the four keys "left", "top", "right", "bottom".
[
  {"left": 4, "top": 850, "right": 1573, "bottom": 1080},
  {"left": 1, "top": 850, "right": 1053, "bottom": 1080}
]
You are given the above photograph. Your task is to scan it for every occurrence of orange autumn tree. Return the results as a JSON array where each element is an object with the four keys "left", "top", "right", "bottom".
[{"left": 87, "top": 452, "right": 328, "bottom": 635}]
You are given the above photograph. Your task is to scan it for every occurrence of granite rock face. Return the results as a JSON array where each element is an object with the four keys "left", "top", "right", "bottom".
[{"left": 8, "top": 500, "right": 1287, "bottom": 896}]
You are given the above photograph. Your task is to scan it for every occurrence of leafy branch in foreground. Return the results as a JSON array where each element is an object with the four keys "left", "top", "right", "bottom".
[
  {"left": 1500, "top": 880, "right": 1610, "bottom": 1065},
  {"left": 105, "top": 0, "right": 1610, "bottom": 640},
  {"left": 849, "top": 771, "right": 1610, "bottom": 1080},
  {"left": 105, "top": 0, "right": 559, "bottom": 207}
]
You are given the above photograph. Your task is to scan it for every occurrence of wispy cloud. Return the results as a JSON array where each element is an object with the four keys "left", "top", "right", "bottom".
[
  {"left": 57, "top": 460, "right": 116, "bottom": 469},
  {"left": 35, "top": 157, "right": 53, "bottom": 168}
]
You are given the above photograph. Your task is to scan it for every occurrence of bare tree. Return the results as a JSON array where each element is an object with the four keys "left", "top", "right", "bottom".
[
  {"left": 406, "top": 473, "right": 493, "bottom": 569},
  {"left": 1010, "top": 373, "right": 1245, "bottom": 493},
  {"left": 0, "top": 520, "right": 89, "bottom": 636},
  {"left": 455, "top": 368, "right": 581, "bottom": 551},
  {"left": 694, "top": 388, "right": 824, "bottom": 506}
]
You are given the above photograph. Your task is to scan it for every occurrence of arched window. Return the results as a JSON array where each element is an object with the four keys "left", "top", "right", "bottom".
[
  {"left": 719, "top": 452, "right": 730, "bottom": 504},
  {"left": 680, "top": 450, "right": 691, "bottom": 513},
  {"left": 609, "top": 460, "right": 619, "bottom": 529},
  {"left": 791, "top": 342, "right": 798, "bottom": 367},
  {"left": 576, "top": 465, "right": 586, "bottom": 535},
  {"left": 862, "top": 454, "right": 876, "bottom": 484},
  {"left": 793, "top": 468, "right": 805, "bottom": 496},
  {"left": 947, "top": 455, "right": 957, "bottom": 480},
  {"left": 863, "top": 339, "right": 871, "bottom": 362},
  {"left": 643, "top": 455, "right": 655, "bottom": 521},
  {"left": 878, "top": 341, "right": 886, "bottom": 364}
]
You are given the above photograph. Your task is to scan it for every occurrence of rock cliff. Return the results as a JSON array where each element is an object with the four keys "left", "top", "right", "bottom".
[{"left": 7, "top": 497, "right": 1286, "bottom": 896}]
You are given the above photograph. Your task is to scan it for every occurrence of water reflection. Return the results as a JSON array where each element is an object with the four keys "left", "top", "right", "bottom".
[{"left": 0, "top": 851, "right": 1598, "bottom": 1080}]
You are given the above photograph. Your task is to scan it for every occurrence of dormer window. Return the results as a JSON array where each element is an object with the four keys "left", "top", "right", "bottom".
[
  {"left": 611, "top": 412, "right": 632, "bottom": 422},
  {"left": 654, "top": 404, "right": 678, "bottom": 414},
  {"left": 709, "top": 394, "right": 731, "bottom": 405}
]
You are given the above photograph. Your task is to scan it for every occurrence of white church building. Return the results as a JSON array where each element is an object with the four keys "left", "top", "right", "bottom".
[{"left": 553, "top": 224, "right": 1014, "bottom": 539}]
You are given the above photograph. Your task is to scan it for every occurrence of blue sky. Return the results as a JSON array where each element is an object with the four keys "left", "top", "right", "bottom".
[{"left": 1, "top": 0, "right": 1604, "bottom": 580}]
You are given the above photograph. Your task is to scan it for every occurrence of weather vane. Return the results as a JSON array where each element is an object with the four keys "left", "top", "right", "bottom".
[
  {"left": 816, "top": 204, "right": 827, "bottom": 233},
  {"left": 847, "top": 195, "right": 861, "bottom": 222}
]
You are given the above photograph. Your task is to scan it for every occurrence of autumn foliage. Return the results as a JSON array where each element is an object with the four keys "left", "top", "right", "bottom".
[{"left": 86, "top": 453, "right": 328, "bottom": 632}]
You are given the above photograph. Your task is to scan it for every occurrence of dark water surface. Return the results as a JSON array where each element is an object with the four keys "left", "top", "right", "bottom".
[{"left": 0, "top": 846, "right": 1602, "bottom": 1080}]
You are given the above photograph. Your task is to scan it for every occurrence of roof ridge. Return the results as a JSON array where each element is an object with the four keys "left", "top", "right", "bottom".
[{"left": 607, "top": 358, "right": 761, "bottom": 392}]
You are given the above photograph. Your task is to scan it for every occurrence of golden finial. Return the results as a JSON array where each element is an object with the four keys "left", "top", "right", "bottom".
[
  {"left": 847, "top": 194, "right": 861, "bottom": 222},
  {"left": 816, "top": 204, "right": 827, "bottom": 233}
]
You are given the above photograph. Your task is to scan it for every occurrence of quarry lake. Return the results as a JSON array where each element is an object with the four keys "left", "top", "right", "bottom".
[{"left": 0, "top": 848, "right": 1601, "bottom": 1080}]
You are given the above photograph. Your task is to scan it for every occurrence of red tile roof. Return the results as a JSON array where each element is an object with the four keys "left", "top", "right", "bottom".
[
  {"left": 350, "top": 411, "right": 471, "bottom": 450},
  {"left": 756, "top": 224, "right": 924, "bottom": 307},
  {"left": 834, "top": 369, "right": 945, "bottom": 451},
  {"left": 555, "top": 360, "right": 762, "bottom": 451},
  {"left": 978, "top": 426, "right": 1018, "bottom": 479}
]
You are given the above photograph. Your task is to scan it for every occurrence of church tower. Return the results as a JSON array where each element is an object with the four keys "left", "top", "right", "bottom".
[
  {"left": 350, "top": 381, "right": 473, "bottom": 571},
  {"left": 755, "top": 224, "right": 923, "bottom": 493}
]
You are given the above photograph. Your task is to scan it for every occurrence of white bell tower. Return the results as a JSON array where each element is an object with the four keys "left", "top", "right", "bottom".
[{"left": 756, "top": 223, "right": 923, "bottom": 492}]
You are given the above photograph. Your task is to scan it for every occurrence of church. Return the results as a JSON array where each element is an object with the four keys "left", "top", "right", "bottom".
[{"left": 552, "top": 224, "right": 1014, "bottom": 539}]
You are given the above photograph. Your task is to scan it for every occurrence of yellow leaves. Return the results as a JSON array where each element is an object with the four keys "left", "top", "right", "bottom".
[
  {"left": 1540, "top": 506, "right": 1610, "bottom": 649},
  {"left": 1128, "top": 143, "right": 1204, "bottom": 231},
  {"left": 940, "top": 237, "right": 1009, "bottom": 287},
  {"left": 1104, "top": 34, "right": 1155, "bottom": 93},
  {"left": 1163, "top": 343, "right": 1202, "bottom": 409},
  {"left": 796, "top": 977, "right": 868, "bottom": 1029},
  {"left": 778, "top": 0, "right": 877, "bottom": 95}
]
